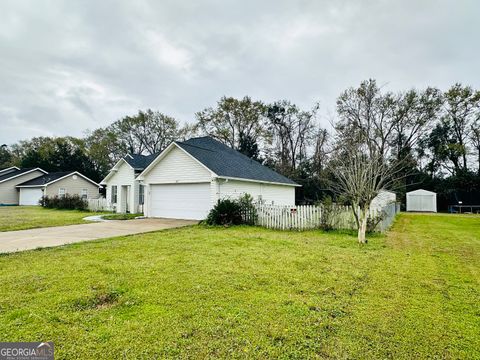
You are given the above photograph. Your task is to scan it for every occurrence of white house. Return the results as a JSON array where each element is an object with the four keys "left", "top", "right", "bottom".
[
  {"left": 101, "top": 153, "right": 159, "bottom": 214},
  {"left": 371, "top": 190, "right": 396, "bottom": 211},
  {"left": 108, "top": 136, "right": 299, "bottom": 220},
  {"left": 406, "top": 189, "right": 437, "bottom": 212}
]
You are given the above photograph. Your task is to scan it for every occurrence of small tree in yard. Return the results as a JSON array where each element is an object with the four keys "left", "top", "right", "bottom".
[
  {"left": 332, "top": 148, "right": 402, "bottom": 243},
  {"left": 333, "top": 79, "right": 410, "bottom": 244}
]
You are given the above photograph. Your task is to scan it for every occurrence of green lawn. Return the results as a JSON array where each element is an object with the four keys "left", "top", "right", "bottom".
[
  {"left": 101, "top": 213, "right": 142, "bottom": 221},
  {"left": 0, "top": 213, "right": 478, "bottom": 359},
  {"left": 0, "top": 206, "right": 102, "bottom": 231}
]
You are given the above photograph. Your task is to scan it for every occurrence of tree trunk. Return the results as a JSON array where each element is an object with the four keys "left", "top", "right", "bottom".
[{"left": 357, "top": 205, "right": 368, "bottom": 244}]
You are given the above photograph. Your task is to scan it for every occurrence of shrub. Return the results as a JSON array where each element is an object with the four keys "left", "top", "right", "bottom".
[
  {"left": 367, "top": 210, "right": 385, "bottom": 233},
  {"left": 40, "top": 194, "right": 88, "bottom": 210},
  {"left": 237, "top": 193, "right": 257, "bottom": 225},
  {"left": 318, "top": 196, "right": 342, "bottom": 231},
  {"left": 205, "top": 194, "right": 258, "bottom": 226}
]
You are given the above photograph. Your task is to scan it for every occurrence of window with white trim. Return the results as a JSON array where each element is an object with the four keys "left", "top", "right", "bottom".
[
  {"left": 58, "top": 188, "right": 66, "bottom": 198},
  {"left": 111, "top": 185, "right": 117, "bottom": 203},
  {"left": 81, "top": 188, "right": 88, "bottom": 199}
]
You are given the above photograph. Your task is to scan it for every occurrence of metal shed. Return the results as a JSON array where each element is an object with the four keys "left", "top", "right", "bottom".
[
  {"left": 371, "top": 190, "right": 396, "bottom": 211},
  {"left": 406, "top": 189, "right": 437, "bottom": 212}
]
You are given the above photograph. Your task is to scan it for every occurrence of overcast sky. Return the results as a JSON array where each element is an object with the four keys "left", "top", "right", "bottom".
[{"left": 0, "top": 0, "right": 478, "bottom": 144}]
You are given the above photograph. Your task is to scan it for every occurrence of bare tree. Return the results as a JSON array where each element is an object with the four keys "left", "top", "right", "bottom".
[
  {"left": 312, "top": 127, "right": 330, "bottom": 177},
  {"left": 266, "top": 101, "right": 317, "bottom": 175},
  {"left": 332, "top": 146, "right": 403, "bottom": 244},
  {"left": 333, "top": 79, "right": 408, "bottom": 244}
]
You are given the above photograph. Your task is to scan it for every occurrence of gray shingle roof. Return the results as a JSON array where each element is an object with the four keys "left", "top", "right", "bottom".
[
  {"left": 124, "top": 153, "right": 160, "bottom": 170},
  {"left": 16, "top": 171, "right": 75, "bottom": 186},
  {"left": 175, "top": 137, "right": 298, "bottom": 186},
  {"left": 0, "top": 168, "right": 42, "bottom": 183},
  {"left": 0, "top": 166, "right": 19, "bottom": 175}
]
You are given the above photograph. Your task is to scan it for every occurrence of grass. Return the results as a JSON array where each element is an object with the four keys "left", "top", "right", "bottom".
[
  {"left": 101, "top": 213, "right": 143, "bottom": 221},
  {"left": 0, "top": 206, "right": 103, "bottom": 232},
  {"left": 0, "top": 213, "right": 478, "bottom": 359}
]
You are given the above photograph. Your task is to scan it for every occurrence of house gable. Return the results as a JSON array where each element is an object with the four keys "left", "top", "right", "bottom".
[
  {"left": 44, "top": 174, "right": 100, "bottom": 198},
  {"left": 140, "top": 145, "right": 212, "bottom": 184},
  {"left": 104, "top": 160, "right": 136, "bottom": 186},
  {"left": 0, "top": 169, "right": 46, "bottom": 205}
]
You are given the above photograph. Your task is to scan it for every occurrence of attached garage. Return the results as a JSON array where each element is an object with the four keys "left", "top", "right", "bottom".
[
  {"left": 138, "top": 136, "right": 299, "bottom": 221},
  {"left": 149, "top": 183, "right": 211, "bottom": 220},
  {"left": 406, "top": 189, "right": 437, "bottom": 212},
  {"left": 19, "top": 188, "right": 44, "bottom": 205}
]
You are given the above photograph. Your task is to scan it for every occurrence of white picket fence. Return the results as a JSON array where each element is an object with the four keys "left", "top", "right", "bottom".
[
  {"left": 249, "top": 202, "right": 399, "bottom": 232},
  {"left": 87, "top": 197, "right": 112, "bottom": 212}
]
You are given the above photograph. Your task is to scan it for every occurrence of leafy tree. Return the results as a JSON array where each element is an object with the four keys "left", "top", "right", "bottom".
[
  {"left": 84, "top": 128, "right": 124, "bottom": 177},
  {"left": 391, "top": 87, "right": 443, "bottom": 162},
  {"left": 0, "top": 144, "right": 12, "bottom": 168},
  {"left": 109, "top": 109, "right": 180, "bottom": 155},
  {"left": 442, "top": 83, "right": 480, "bottom": 171},
  {"left": 471, "top": 119, "right": 480, "bottom": 175},
  {"left": 195, "top": 96, "right": 267, "bottom": 151},
  {"left": 12, "top": 137, "right": 101, "bottom": 182},
  {"left": 238, "top": 133, "right": 261, "bottom": 161}
]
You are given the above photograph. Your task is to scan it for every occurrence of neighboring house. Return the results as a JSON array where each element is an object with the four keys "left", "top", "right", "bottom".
[
  {"left": 101, "top": 153, "right": 159, "bottom": 214},
  {"left": 135, "top": 136, "right": 299, "bottom": 220},
  {"left": 16, "top": 171, "right": 101, "bottom": 206},
  {"left": 0, "top": 168, "right": 47, "bottom": 205},
  {"left": 0, "top": 166, "right": 20, "bottom": 176},
  {"left": 371, "top": 190, "right": 396, "bottom": 211}
]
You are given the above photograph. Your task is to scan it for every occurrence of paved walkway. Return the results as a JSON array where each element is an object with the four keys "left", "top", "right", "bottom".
[{"left": 0, "top": 218, "right": 196, "bottom": 253}]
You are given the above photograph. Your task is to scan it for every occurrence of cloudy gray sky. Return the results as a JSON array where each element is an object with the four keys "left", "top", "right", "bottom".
[{"left": 0, "top": 0, "right": 478, "bottom": 144}]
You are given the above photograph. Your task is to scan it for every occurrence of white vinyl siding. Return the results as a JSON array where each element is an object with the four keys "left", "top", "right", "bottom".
[
  {"left": 217, "top": 179, "right": 295, "bottom": 206},
  {"left": 104, "top": 160, "right": 139, "bottom": 213},
  {"left": 142, "top": 146, "right": 212, "bottom": 184}
]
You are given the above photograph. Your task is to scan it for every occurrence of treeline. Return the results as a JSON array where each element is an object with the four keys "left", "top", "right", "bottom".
[{"left": 1, "top": 80, "right": 479, "bottom": 208}]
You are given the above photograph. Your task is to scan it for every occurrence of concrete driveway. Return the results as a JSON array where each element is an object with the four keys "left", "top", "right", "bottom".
[{"left": 0, "top": 218, "right": 196, "bottom": 254}]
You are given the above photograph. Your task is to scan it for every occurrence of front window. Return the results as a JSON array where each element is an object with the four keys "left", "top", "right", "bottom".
[
  {"left": 139, "top": 185, "right": 144, "bottom": 205},
  {"left": 111, "top": 185, "right": 117, "bottom": 203},
  {"left": 58, "top": 188, "right": 66, "bottom": 198},
  {"left": 81, "top": 189, "right": 88, "bottom": 199}
]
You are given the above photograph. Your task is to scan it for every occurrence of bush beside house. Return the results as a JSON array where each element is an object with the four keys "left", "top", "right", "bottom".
[{"left": 40, "top": 194, "right": 88, "bottom": 210}]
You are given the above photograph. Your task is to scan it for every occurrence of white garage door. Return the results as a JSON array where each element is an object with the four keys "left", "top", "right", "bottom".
[
  {"left": 150, "top": 183, "right": 212, "bottom": 220},
  {"left": 19, "top": 188, "right": 44, "bottom": 206}
]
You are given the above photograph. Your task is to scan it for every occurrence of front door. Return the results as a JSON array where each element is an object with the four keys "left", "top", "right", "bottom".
[{"left": 121, "top": 185, "right": 130, "bottom": 213}]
